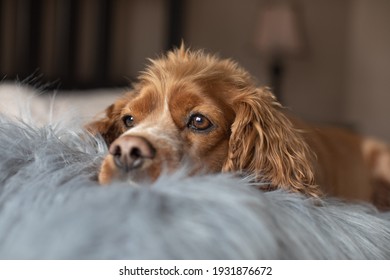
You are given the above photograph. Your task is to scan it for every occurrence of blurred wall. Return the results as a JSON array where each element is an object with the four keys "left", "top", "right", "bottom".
[
  {"left": 345, "top": 0, "right": 390, "bottom": 141},
  {"left": 283, "top": 0, "right": 349, "bottom": 124},
  {"left": 185, "top": 0, "right": 349, "bottom": 124},
  {"left": 108, "top": 0, "right": 167, "bottom": 83},
  {"left": 185, "top": 0, "right": 268, "bottom": 84}
]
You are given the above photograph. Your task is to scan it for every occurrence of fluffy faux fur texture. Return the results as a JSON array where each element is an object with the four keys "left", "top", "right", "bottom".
[{"left": 1, "top": 105, "right": 390, "bottom": 259}]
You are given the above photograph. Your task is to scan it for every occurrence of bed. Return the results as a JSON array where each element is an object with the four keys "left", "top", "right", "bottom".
[{"left": 1, "top": 83, "right": 390, "bottom": 259}]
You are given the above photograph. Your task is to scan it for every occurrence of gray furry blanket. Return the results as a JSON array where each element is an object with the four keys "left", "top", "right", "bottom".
[{"left": 1, "top": 114, "right": 390, "bottom": 259}]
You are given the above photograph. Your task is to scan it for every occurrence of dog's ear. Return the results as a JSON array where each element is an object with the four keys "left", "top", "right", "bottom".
[
  {"left": 86, "top": 98, "right": 128, "bottom": 146},
  {"left": 222, "top": 87, "right": 320, "bottom": 197}
]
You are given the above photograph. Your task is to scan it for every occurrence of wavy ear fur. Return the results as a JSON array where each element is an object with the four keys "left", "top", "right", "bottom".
[
  {"left": 86, "top": 97, "right": 129, "bottom": 145},
  {"left": 223, "top": 87, "right": 320, "bottom": 197}
]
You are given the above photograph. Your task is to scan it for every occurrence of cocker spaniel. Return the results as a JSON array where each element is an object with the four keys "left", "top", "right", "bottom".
[{"left": 87, "top": 46, "right": 390, "bottom": 208}]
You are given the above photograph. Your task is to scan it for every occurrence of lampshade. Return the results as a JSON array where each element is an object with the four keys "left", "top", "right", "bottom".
[{"left": 254, "top": 2, "right": 303, "bottom": 58}]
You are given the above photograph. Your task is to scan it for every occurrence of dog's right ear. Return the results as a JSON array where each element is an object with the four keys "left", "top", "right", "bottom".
[
  {"left": 86, "top": 100, "right": 127, "bottom": 146},
  {"left": 222, "top": 87, "right": 320, "bottom": 197}
]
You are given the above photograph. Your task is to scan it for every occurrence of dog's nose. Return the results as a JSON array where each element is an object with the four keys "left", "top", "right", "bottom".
[{"left": 109, "top": 135, "right": 155, "bottom": 172}]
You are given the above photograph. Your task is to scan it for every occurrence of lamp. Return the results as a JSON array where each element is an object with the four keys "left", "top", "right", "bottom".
[{"left": 254, "top": 1, "right": 304, "bottom": 101}]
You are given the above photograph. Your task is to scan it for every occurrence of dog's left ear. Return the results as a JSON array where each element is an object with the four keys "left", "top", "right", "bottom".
[
  {"left": 222, "top": 87, "right": 320, "bottom": 197},
  {"left": 86, "top": 97, "right": 130, "bottom": 145}
]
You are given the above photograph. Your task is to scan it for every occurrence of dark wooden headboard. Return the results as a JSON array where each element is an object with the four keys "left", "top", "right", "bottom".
[{"left": 0, "top": 0, "right": 184, "bottom": 89}]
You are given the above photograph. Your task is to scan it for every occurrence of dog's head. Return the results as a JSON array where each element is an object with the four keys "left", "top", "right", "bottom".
[{"left": 88, "top": 46, "right": 319, "bottom": 196}]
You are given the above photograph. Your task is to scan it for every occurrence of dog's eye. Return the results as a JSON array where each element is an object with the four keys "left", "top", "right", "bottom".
[
  {"left": 122, "top": 115, "right": 135, "bottom": 128},
  {"left": 188, "top": 114, "right": 213, "bottom": 131}
]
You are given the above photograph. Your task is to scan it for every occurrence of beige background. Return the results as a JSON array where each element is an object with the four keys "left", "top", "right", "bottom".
[{"left": 184, "top": 0, "right": 390, "bottom": 141}]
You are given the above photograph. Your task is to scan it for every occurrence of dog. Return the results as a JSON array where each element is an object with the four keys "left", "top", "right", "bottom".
[{"left": 87, "top": 46, "right": 390, "bottom": 208}]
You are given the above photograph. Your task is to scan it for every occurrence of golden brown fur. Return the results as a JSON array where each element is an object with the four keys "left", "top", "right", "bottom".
[{"left": 87, "top": 46, "right": 390, "bottom": 207}]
